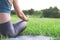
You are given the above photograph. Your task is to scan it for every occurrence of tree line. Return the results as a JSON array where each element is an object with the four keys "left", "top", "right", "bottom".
[{"left": 11, "top": 6, "right": 60, "bottom": 18}]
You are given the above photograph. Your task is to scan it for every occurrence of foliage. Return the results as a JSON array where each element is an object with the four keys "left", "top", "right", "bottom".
[
  {"left": 11, "top": 10, "right": 16, "bottom": 15},
  {"left": 42, "top": 7, "right": 60, "bottom": 18},
  {"left": 28, "top": 8, "right": 35, "bottom": 15},
  {"left": 23, "top": 10, "right": 29, "bottom": 15},
  {"left": 11, "top": 6, "right": 60, "bottom": 18}
]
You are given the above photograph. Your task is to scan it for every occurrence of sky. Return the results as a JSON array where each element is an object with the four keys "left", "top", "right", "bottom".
[{"left": 12, "top": 0, "right": 60, "bottom": 10}]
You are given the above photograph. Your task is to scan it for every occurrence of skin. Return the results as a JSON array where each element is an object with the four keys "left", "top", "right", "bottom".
[{"left": 0, "top": 0, "right": 29, "bottom": 24}]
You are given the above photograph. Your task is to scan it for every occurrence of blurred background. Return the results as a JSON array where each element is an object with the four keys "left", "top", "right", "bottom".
[{"left": 11, "top": 0, "right": 60, "bottom": 38}]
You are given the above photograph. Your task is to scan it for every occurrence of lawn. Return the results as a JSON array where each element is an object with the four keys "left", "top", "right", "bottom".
[{"left": 11, "top": 15, "right": 60, "bottom": 37}]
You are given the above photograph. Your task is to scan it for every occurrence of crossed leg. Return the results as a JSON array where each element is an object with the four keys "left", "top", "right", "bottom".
[{"left": 8, "top": 21, "right": 27, "bottom": 37}]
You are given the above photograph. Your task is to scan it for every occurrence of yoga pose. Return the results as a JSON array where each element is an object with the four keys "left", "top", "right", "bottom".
[{"left": 0, "top": 0, "right": 29, "bottom": 37}]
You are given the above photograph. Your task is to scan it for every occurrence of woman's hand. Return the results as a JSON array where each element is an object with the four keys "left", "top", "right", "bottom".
[
  {"left": 23, "top": 15, "right": 29, "bottom": 22},
  {"left": 26, "top": 15, "right": 29, "bottom": 22}
]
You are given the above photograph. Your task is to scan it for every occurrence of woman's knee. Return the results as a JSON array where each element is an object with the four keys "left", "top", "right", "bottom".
[
  {"left": 19, "top": 21, "right": 27, "bottom": 28},
  {"left": 22, "top": 21, "right": 27, "bottom": 26}
]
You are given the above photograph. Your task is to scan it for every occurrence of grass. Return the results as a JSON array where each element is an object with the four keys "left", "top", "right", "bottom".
[
  {"left": 1, "top": 15, "right": 60, "bottom": 40},
  {"left": 11, "top": 15, "right": 60, "bottom": 38}
]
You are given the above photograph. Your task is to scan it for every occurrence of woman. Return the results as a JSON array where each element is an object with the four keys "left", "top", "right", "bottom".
[{"left": 0, "top": 0, "right": 29, "bottom": 37}]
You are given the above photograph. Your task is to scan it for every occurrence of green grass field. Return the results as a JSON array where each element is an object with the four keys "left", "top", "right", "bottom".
[{"left": 11, "top": 15, "right": 60, "bottom": 37}]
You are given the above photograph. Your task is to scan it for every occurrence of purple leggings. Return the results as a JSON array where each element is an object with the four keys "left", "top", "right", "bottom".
[{"left": 0, "top": 21, "right": 26, "bottom": 37}]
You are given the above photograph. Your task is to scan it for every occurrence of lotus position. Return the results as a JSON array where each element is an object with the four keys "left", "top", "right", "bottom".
[{"left": 0, "top": 0, "right": 29, "bottom": 37}]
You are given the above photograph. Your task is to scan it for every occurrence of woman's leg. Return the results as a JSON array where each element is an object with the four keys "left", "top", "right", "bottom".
[
  {"left": 8, "top": 21, "right": 27, "bottom": 37},
  {"left": 13, "top": 21, "right": 26, "bottom": 35}
]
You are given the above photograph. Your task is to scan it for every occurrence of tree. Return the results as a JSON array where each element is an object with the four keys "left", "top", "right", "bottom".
[
  {"left": 11, "top": 10, "right": 16, "bottom": 15},
  {"left": 23, "top": 10, "right": 29, "bottom": 15},
  {"left": 42, "top": 7, "right": 60, "bottom": 18},
  {"left": 28, "top": 8, "right": 34, "bottom": 15}
]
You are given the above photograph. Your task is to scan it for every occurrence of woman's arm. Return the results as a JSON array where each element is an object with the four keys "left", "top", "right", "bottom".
[{"left": 13, "top": 0, "right": 29, "bottom": 22}]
